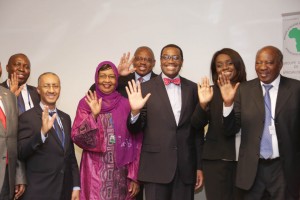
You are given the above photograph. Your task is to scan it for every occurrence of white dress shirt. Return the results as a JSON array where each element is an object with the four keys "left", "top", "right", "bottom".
[{"left": 223, "top": 75, "right": 281, "bottom": 159}]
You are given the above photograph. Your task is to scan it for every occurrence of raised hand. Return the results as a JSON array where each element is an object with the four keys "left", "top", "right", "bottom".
[
  {"left": 118, "top": 52, "right": 135, "bottom": 76},
  {"left": 8, "top": 72, "right": 23, "bottom": 96},
  {"left": 85, "top": 90, "right": 102, "bottom": 119},
  {"left": 41, "top": 106, "right": 56, "bottom": 135},
  {"left": 197, "top": 77, "right": 213, "bottom": 110},
  {"left": 217, "top": 72, "right": 240, "bottom": 107},
  {"left": 125, "top": 79, "right": 151, "bottom": 116}
]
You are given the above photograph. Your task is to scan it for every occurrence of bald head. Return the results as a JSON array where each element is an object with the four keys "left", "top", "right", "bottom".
[
  {"left": 133, "top": 46, "right": 156, "bottom": 76},
  {"left": 255, "top": 46, "right": 283, "bottom": 84}
]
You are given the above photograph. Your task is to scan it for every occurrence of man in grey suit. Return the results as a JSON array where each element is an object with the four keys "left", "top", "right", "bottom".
[
  {"left": 0, "top": 62, "right": 26, "bottom": 200},
  {"left": 126, "top": 44, "right": 203, "bottom": 200},
  {"left": 221, "top": 46, "right": 300, "bottom": 199}
]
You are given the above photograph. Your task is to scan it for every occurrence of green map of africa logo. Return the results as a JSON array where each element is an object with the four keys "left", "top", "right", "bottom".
[{"left": 288, "top": 28, "right": 300, "bottom": 52}]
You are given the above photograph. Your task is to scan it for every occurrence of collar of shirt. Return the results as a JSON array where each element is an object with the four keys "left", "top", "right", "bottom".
[
  {"left": 260, "top": 74, "right": 281, "bottom": 93},
  {"left": 135, "top": 72, "right": 152, "bottom": 82},
  {"left": 161, "top": 73, "right": 180, "bottom": 87},
  {"left": 39, "top": 102, "right": 58, "bottom": 114}
]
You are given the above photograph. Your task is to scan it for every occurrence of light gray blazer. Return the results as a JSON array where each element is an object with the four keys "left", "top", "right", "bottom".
[{"left": 0, "top": 86, "right": 26, "bottom": 199}]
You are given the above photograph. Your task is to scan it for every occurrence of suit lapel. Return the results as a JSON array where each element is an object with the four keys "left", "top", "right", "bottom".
[
  {"left": 150, "top": 72, "right": 157, "bottom": 79},
  {"left": 57, "top": 110, "right": 69, "bottom": 152},
  {"left": 275, "top": 77, "right": 292, "bottom": 117},
  {"left": 250, "top": 79, "right": 265, "bottom": 117},
  {"left": 178, "top": 77, "right": 188, "bottom": 126},
  {"left": 154, "top": 75, "right": 177, "bottom": 126},
  {"left": 0, "top": 89, "right": 9, "bottom": 130}
]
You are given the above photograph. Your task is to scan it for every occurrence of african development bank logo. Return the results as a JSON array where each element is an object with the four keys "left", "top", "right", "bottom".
[{"left": 284, "top": 22, "right": 300, "bottom": 55}]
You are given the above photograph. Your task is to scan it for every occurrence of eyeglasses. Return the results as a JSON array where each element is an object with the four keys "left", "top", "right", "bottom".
[
  {"left": 135, "top": 56, "right": 154, "bottom": 63},
  {"left": 98, "top": 74, "right": 116, "bottom": 80},
  {"left": 40, "top": 84, "right": 60, "bottom": 90},
  {"left": 161, "top": 55, "right": 181, "bottom": 61}
]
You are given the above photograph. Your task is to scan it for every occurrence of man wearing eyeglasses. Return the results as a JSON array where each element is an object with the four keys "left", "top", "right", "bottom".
[
  {"left": 126, "top": 44, "right": 204, "bottom": 200},
  {"left": 1, "top": 53, "right": 40, "bottom": 114},
  {"left": 18, "top": 72, "right": 80, "bottom": 200}
]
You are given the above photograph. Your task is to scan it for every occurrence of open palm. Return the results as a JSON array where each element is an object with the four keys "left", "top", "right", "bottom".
[
  {"left": 217, "top": 72, "right": 239, "bottom": 106},
  {"left": 85, "top": 90, "right": 102, "bottom": 118},
  {"left": 197, "top": 77, "right": 213, "bottom": 109},
  {"left": 118, "top": 52, "right": 135, "bottom": 76},
  {"left": 126, "top": 79, "right": 151, "bottom": 115}
]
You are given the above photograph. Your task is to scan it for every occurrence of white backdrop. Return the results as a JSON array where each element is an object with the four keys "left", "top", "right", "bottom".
[{"left": 1, "top": 0, "right": 299, "bottom": 199}]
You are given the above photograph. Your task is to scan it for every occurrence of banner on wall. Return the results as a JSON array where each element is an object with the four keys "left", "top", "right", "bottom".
[{"left": 282, "top": 11, "right": 300, "bottom": 80}]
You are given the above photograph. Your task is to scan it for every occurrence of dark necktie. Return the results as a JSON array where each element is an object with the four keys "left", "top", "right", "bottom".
[
  {"left": 260, "top": 84, "right": 273, "bottom": 159},
  {"left": 0, "top": 107, "right": 8, "bottom": 164},
  {"left": 49, "top": 111, "right": 64, "bottom": 147},
  {"left": 163, "top": 77, "right": 181, "bottom": 85},
  {"left": 138, "top": 77, "right": 144, "bottom": 83},
  {"left": 17, "top": 94, "right": 26, "bottom": 114}
]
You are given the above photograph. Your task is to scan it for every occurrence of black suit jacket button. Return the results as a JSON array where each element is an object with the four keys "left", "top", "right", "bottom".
[{"left": 60, "top": 169, "right": 64, "bottom": 174}]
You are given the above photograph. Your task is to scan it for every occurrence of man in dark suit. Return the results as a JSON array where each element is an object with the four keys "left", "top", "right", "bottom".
[
  {"left": 221, "top": 46, "right": 300, "bottom": 199},
  {"left": 90, "top": 46, "right": 157, "bottom": 98},
  {"left": 18, "top": 72, "right": 80, "bottom": 200},
  {"left": 126, "top": 44, "right": 204, "bottom": 200},
  {"left": 0, "top": 62, "right": 26, "bottom": 200},
  {"left": 1, "top": 53, "right": 40, "bottom": 114}
]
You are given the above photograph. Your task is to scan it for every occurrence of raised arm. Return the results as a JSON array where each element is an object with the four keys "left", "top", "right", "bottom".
[{"left": 71, "top": 91, "right": 105, "bottom": 152}]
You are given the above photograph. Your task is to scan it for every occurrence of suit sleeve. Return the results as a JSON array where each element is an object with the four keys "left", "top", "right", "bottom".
[
  {"left": 191, "top": 103, "right": 209, "bottom": 130},
  {"left": 192, "top": 89, "right": 204, "bottom": 170},
  {"left": 89, "top": 84, "right": 96, "bottom": 92},
  {"left": 64, "top": 115, "right": 80, "bottom": 187},
  {"left": 223, "top": 87, "right": 241, "bottom": 136},
  {"left": 15, "top": 159, "right": 27, "bottom": 185},
  {"left": 127, "top": 106, "right": 147, "bottom": 134},
  {"left": 12, "top": 96, "right": 27, "bottom": 185},
  {"left": 18, "top": 112, "right": 44, "bottom": 160}
]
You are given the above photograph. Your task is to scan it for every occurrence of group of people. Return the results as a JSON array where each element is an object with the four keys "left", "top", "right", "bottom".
[
  {"left": 0, "top": 44, "right": 299, "bottom": 200},
  {"left": 0, "top": 53, "right": 80, "bottom": 200}
]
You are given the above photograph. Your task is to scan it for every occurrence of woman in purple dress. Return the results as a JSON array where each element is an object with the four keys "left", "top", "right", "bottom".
[{"left": 71, "top": 61, "right": 141, "bottom": 200}]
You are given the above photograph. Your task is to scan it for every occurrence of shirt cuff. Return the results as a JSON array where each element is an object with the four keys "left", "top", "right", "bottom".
[
  {"left": 223, "top": 103, "right": 233, "bottom": 117},
  {"left": 41, "top": 132, "right": 48, "bottom": 143},
  {"left": 73, "top": 186, "right": 80, "bottom": 190},
  {"left": 130, "top": 113, "right": 140, "bottom": 124}
]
